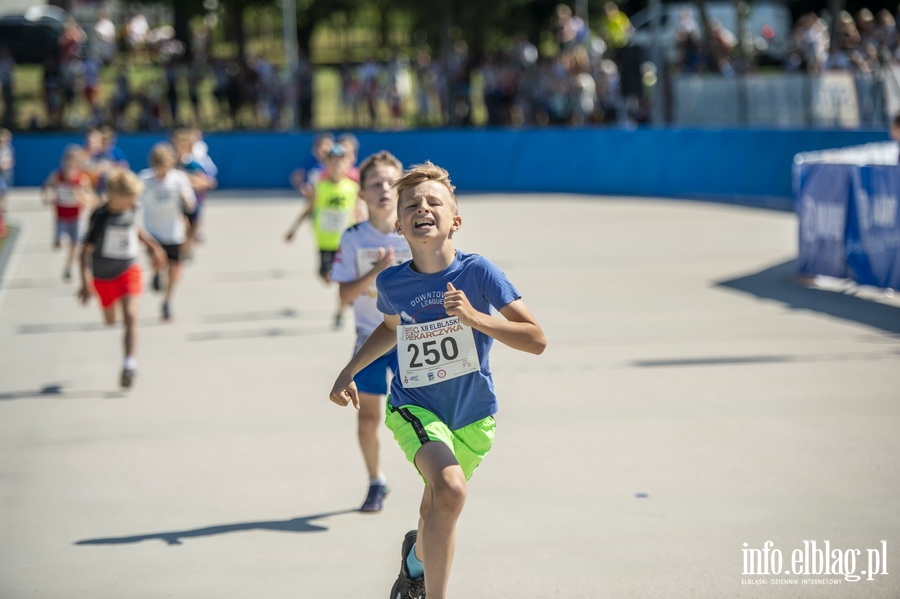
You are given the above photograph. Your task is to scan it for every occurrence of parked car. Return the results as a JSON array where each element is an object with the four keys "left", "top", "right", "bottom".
[
  {"left": 629, "top": 1, "right": 792, "bottom": 66},
  {"left": 0, "top": 6, "right": 69, "bottom": 64}
]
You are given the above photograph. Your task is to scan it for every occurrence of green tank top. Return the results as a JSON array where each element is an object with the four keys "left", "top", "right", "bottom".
[{"left": 313, "top": 178, "right": 360, "bottom": 250}]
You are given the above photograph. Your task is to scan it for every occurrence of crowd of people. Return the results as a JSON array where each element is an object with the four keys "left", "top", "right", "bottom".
[{"left": 5, "top": 3, "right": 900, "bottom": 132}]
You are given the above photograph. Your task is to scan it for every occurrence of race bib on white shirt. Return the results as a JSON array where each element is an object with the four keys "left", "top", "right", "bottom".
[
  {"left": 319, "top": 209, "right": 350, "bottom": 234},
  {"left": 153, "top": 188, "right": 177, "bottom": 204},
  {"left": 57, "top": 186, "right": 78, "bottom": 207},
  {"left": 397, "top": 316, "right": 479, "bottom": 388},
  {"left": 355, "top": 247, "right": 412, "bottom": 294},
  {"left": 101, "top": 225, "right": 138, "bottom": 259}
]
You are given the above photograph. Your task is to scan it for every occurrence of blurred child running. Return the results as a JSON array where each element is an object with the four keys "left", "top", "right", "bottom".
[
  {"left": 138, "top": 142, "right": 197, "bottom": 321},
  {"left": 0, "top": 128, "right": 13, "bottom": 237},
  {"left": 329, "top": 150, "right": 411, "bottom": 512},
  {"left": 78, "top": 168, "right": 167, "bottom": 389},
  {"left": 41, "top": 144, "right": 96, "bottom": 281},
  {"left": 284, "top": 143, "right": 362, "bottom": 326}
]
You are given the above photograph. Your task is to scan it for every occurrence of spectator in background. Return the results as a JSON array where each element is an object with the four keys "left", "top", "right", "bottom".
[
  {"left": 0, "top": 46, "right": 14, "bottom": 129},
  {"left": 826, "top": 11, "right": 862, "bottom": 71},
  {"left": 597, "top": 2, "right": 634, "bottom": 57},
  {"left": 93, "top": 7, "right": 117, "bottom": 65},
  {"left": 792, "top": 13, "right": 830, "bottom": 73},
  {"left": 125, "top": 8, "right": 150, "bottom": 63},
  {"left": 675, "top": 9, "right": 702, "bottom": 74},
  {"left": 555, "top": 4, "right": 588, "bottom": 52}
]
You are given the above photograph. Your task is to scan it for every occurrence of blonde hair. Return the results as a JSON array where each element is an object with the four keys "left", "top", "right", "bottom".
[
  {"left": 392, "top": 161, "right": 457, "bottom": 214},
  {"left": 148, "top": 142, "right": 177, "bottom": 168},
  {"left": 61, "top": 144, "right": 86, "bottom": 165},
  {"left": 105, "top": 168, "right": 144, "bottom": 199},
  {"left": 359, "top": 150, "right": 402, "bottom": 186}
]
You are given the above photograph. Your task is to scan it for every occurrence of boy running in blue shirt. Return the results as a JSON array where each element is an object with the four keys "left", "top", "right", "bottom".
[{"left": 329, "top": 162, "right": 546, "bottom": 599}]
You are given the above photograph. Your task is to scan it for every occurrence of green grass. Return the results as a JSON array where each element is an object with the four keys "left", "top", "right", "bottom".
[{"left": 8, "top": 58, "right": 486, "bottom": 132}]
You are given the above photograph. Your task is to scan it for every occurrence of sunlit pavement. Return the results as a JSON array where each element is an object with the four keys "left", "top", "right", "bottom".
[{"left": 1, "top": 189, "right": 898, "bottom": 598}]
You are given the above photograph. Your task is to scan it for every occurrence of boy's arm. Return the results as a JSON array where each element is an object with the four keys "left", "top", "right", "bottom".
[
  {"left": 77, "top": 178, "right": 97, "bottom": 209},
  {"left": 138, "top": 228, "right": 168, "bottom": 271},
  {"left": 443, "top": 283, "right": 547, "bottom": 355},
  {"left": 41, "top": 173, "right": 57, "bottom": 205},
  {"left": 338, "top": 247, "right": 394, "bottom": 305},
  {"left": 77, "top": 243, "right": 95, "bottom": 304},
  {"left": 329, "top": 314, "right": 400, "bottom": 409},
  {"left": 285, "top": 194, "right": 315, "bottom": 242}
]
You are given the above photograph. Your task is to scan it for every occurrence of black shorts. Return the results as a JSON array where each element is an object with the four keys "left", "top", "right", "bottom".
[
  {"left": 149, "top": 243, "right": 183, "bottom": 263},
  {"left": 319, "top": 250, "right": 337, "bottom": 279}
]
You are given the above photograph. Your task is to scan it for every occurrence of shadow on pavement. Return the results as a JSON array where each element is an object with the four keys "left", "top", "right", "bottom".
[
  {"left": 0, "top": 384, "right": 125, "bottom": 401},
  {"left": 199, "top": 307, "right": 298, "bottom": 324},
  {"left": 716, "top": 259, "right": 900, "bottom": 335},
  {"left": 75, "top": 509, "right": 359, "bottom": 546},
  {"left": 187, "top": 325, "right": 334, "bottom": 342}
]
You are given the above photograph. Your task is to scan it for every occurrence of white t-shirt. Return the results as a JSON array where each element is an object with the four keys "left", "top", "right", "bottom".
[
  {"left": 138, "top": 168, "right": 195, "bottom": 244},
  {"left": 331, "top": 221, "right": 412, "bottom": 350}
]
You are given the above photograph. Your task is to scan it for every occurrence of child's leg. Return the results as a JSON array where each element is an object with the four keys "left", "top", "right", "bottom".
[
  {"left": 357, "top": 392, "right": 383, "bottom": 480},
  {"left": 414, "top": 441, "right": 468, "bottom": 599},
  {"left": 64, "top": 240, "right": 77, "bottom": 272},
  {"left": 102, "top": 304, "right": 117, "bottom": 325},
  {"left": 164, "top": 261, "right": 181, "bottom": 305},
  {"left": 120, "top": 295, "right": 139, "bottom": 359}
]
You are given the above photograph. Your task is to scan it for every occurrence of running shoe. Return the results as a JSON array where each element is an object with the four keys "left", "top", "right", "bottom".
[
  {"left": 161, "top": 302, "right": 170, "bottom": 321},
  {"left": 120, "top": 368, "right": 136, "bottom": 389},
  {"left": 360, "top": 483, "right": 390, "bottom": 513},
  {"left": 152, "top": 272, "right": 161, "bottom": 292},
  {"left": 389, "top": 530, "right": 424, "bottom": 599},
  {"left": 63, "top": 268, "right": 72, "bottom": 281}
]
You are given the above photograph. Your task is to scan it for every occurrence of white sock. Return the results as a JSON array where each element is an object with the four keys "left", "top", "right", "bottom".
[{"left": 124, "top": 356, "right": 137, "bottom": 371}]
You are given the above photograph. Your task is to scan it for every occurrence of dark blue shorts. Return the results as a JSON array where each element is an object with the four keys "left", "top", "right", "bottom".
[{"left": 353, "top": 351, "right": 397, "bottom": 396}]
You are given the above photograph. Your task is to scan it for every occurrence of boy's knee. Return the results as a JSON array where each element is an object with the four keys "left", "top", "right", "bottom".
[{"left": 431, "top": 471, "right": 467, "bottom": 513}]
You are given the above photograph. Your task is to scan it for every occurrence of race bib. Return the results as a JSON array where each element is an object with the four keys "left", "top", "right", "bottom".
[
  {"left": 355, "top": 247, "right": 412, "bottom": 295},
  {"left": 397, "top": 316, "right": 479, "bottom": 388},
  {"left": 101, "top": 225, "right": 138, "bottom": 260},
  {"left": 154, "top": 188, "right": 176, "bottom": 204},
  {"left": 57, "top": 186, "right": 78, "bottom": 207},
  {"left": 319, "top": 209, "right": 350, "bottom": 234}
]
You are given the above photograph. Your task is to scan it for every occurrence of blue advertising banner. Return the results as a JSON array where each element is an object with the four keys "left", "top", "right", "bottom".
[
  {"left": 847, "top": 166, "right": 900, "bottom": 289},
  {"left": 796, "top": 164, "right": 851, "bottom": 279}
]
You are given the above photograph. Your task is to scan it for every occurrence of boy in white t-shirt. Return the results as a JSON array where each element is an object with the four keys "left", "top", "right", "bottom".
[
  {"left": 330, "top": 150, "right": 411, "bottom": 512},
  {"left": 138, "top": 142, "right": 196, "bottom": 321}
]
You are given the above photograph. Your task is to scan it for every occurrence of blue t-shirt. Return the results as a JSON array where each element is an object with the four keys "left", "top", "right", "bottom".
[{"left": 376, "top": 250, "right": 521, "bottom": 430}]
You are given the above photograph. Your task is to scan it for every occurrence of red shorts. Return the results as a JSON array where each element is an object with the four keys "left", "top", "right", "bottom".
[{"left": 92, "top": 264, "right": 143, "bottom": 309}]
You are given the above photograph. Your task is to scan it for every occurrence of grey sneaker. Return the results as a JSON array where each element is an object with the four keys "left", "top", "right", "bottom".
[
  {"left": 120, "top": 368, "right": 136, "bottom": 389},
  {"left": 360, "top": 483, "right": 389, "bottom": 513},
  {"left": 389, "top": 530, "right": 424, "bottom": 599}
]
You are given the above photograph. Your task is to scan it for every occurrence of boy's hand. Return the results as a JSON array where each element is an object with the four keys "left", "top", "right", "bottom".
[
  {"left": 76, "top": 285, "right": 92, "bottom": 305},
  {"left": 443, "top": 282, "right": 478, "bottom": 326},
  {"left": 372, "top": 247, "right": 394, "bottom": 275},
  {"left": 329, "top": 370, "right": 360, "bottom": 409}
]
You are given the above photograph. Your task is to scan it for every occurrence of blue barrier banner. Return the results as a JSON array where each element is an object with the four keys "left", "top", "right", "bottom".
[
  {"left": 796, "top": 164, "right": 851, "bottom": 278},
  {"left": 847, "top": 166, "right": 900, "bottom": 289}
]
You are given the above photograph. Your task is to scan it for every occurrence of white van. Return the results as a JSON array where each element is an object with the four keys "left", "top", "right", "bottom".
[{"left": 629, "top": 1, "right": 792, "bottom": 65}]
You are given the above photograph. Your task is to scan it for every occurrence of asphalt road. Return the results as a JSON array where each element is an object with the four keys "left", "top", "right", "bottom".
[{"left": 1, "top": 189, "right": 898, "bottom": 598}]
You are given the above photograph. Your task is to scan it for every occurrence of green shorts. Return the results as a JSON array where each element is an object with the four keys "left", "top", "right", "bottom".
[{"left": 385, "top": 398, "right": 495, "bottom": 482}]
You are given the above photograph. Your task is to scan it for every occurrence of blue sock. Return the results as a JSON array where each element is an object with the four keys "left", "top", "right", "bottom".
[{"left": 406, "top": 542, "right": 424, "bottom": 578}]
